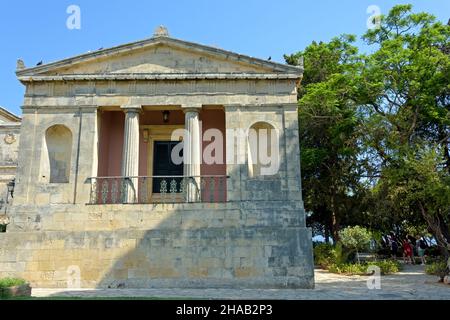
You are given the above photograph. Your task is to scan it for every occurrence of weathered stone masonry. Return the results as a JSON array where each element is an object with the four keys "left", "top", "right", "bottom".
[{"left": 0, "top": 29, "right": 314, "bottom": 289}]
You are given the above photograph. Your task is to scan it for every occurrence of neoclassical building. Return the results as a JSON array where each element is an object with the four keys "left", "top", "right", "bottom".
[
  {"left": 0, "top": 27, "right": 314, "bottom": 289},
  {"left": 0, "top": 107, "right": 21, "bottom": 226}
]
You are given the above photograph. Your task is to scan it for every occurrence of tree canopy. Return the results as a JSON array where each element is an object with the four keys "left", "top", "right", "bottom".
[{"left": 286, "top": 4, "right": 450, "bottom": 257}]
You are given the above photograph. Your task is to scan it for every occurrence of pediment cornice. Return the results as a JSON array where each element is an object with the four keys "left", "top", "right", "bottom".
[
  {"left": 16, "top": 36, "right": 303, "bottom": 79},
  {"left": 18, "top": 72, "right": 301, "bottom": 83}
]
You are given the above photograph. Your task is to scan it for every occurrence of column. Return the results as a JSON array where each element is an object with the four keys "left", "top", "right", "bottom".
[
  {"left": 184, "top": 106, "right": 202, "bottom": 202},
  {"left": 224, "top": 105, "right": 242, "bottom": 202},
  {"left": 121, "top": 105, "right": 142, "bottom": 203}
]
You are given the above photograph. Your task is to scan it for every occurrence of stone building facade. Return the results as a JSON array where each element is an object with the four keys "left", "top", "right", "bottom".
[
  {"left": 0, "top": 107, "right": 20, "bottom": 225},
  {"left": 0, "top": 28, "right": 314, "bottom": 289}
]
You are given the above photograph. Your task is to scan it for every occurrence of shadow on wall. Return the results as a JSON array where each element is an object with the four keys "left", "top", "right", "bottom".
[
  {"left": 0, "top": 121, "right": 314, "bottom": 289},
  {"left": 93, "top": 122, "right": 314, "bottom": 289}
]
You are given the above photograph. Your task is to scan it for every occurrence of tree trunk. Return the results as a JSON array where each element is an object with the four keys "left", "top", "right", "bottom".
[
  {"left": 418, "top": 202, "right": 450, "bottom": 269},
  {"left": 437, "top": 213, "right": 450, "bottom": 243},
  {"left": 437, "top": 212, "right": 450, "bottom": 260},
  {"left": 324, "top": 227, "right": 330, "bottom": 244},
  {"left": 330, "top": 195, "right": 340, "bottom": 243},
  {"left": 438, "top": 126, "right": 450, "bottom": 175}
]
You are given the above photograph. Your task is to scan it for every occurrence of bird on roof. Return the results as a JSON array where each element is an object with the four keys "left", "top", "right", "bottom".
[
  {"left": 36, "top": 61, "right": 43, "bottom": 66},
  {"left": 268, "top": 56, "right": 272, "bottom": 61}
]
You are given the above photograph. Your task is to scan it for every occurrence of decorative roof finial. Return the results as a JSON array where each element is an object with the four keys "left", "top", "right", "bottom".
[
  {"left": 153, "top": 25, "right": 169, "bottom": 38},
  {"left": 16, "top": 59, "right": 25, "bottom": 71}
]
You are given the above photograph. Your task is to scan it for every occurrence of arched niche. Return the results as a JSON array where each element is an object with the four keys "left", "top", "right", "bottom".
[
  {"left": 40, "top": 125, "right": 73, "bottom": 183},
  {"left": 247, "top": 121, "right": 278, "bottom": 178}
]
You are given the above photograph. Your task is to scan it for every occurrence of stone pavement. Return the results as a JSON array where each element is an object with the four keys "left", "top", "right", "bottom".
[{"left": 32, "top": 265, "right": 450, "bottom": 300}]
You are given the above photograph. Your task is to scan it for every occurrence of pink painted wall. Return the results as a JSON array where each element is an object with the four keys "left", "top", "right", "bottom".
[
  {"left": 98, "top": 111, "right": 124, "bottom": 177},
  {"left": 139, "top": 109, "right": 227, "bottom": 179},
  {"left": 201, "top": 109, "right": 226, "bottom": 176},
  {"left": 98, "top": 109, "right": 227, "bottom": 177},
  {"left": 201, "top": 109, "right": 227, "bottom": 202},
  {"left": 97, "top": 108, "right": 227, "bottom": 201}
]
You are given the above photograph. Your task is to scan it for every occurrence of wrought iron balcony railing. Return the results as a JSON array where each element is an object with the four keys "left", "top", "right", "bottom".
[{"left": 87, "top": 176, "right": 228, "bottom": 205}]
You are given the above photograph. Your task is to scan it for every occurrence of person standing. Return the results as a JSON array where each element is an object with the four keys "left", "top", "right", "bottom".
[
  {"left": 402, "top": 239, "right": 413, "bottom": 264},
  {"left": 416, "top": 236, "right": 428, "bottom": 265},
  {"left": 391, "top": 237, "right": 398, "bottom": 260}
]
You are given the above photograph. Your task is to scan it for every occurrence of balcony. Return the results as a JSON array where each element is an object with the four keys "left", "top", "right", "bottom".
[{"left": 88, "top": 176, "right": 228, "bottom": 205}]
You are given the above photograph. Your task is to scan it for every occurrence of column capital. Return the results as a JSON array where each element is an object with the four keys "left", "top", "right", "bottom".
[
  {"left": 182, "top": 104, "right": 202, "bottom": 114},
  {"left": 121, "top": 104, "right": 142, "bottom": 113}
]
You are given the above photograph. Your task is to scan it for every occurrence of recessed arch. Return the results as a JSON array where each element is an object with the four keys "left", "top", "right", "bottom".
[
  {"left": 247, "top": 121, "right": 278, "bottom": 178},
  {"left": 246, "top": 119, "right": 279, "bottom": 132},
  {"left": 41, "top": 125, "right": 73, "bottom": 183}
]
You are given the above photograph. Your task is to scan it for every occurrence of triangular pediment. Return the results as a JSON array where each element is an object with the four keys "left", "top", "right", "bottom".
[
  {"left": 17, "top": 36, "right": 302, "bottom": 78},
  {"left": 44, "top": 43, "right": 274, "bottom": 75},
  {"left": 0, "top": 107, "right": 21, "bottom": 123}
]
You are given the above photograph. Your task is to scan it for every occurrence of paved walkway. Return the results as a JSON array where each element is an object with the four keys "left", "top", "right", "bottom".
[{"left": 32, "top": 265, "right": 449, "bottom": 300}]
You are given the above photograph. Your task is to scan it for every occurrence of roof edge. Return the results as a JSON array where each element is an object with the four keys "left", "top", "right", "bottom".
[
  {"left": 18, "top": 73, "right": 302, "bottom": 83},
  {"left": 0, "top": 107, "right": 22, "bottom": 122},
  {"left": 16, "top": 36, "right": 303, "bottom": 77}
]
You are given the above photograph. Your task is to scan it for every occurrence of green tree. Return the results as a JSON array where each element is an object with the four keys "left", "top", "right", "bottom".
[
  {"left": 285, "top": 5, "right": 450, "bottom": 264},
  {"left": 359, "top": 4, "right": 450, "bottom": 258},
  {"left": 339, "top": 226, "right": 372, "bottom": 263},
  {"left": 285, "top": 36, "right": 368, "bottom": 242}
]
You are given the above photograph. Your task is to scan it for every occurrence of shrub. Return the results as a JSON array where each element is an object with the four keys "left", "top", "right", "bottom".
[
  {"left": 425, "top": 261, "right": 448, "bottom": 276},
  {"left": 328, "top": 260, "right": 400, "bottom": 276},
  {"left": 333, "top": 242, "right": 352, "bottom": 265},
  {"left": 313, "top": 242, "right": 353, "bottom": 268},
  {"left": 328, "top": 263, "right": 367, "bottom": 275},
  {"left": 314, "top": 243, "right": 334, "bottom": 268},
  {"left": 426, "top": 246, "right": 442, "bottom": 257},
  {"left": 0, "top": 278, "right": 28, "bottom": 299},
  {"left": 372, "top": 260, "right": 401, "bottom": 274},
  {"left": 339, "top": 226, "right": 372, "bottom": 256},
  {"left": 0, "top": 278, "right": 26, "bottom": 289}
]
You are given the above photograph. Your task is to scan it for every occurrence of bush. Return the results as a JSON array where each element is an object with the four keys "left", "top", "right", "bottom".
[
  {"left": 314, "top": 243, "right": 334, "bottom": 268},
  {"left": 328, "top": 263, "right": 367, "bottom": 275},
  {"left": 339, "top": 226, "right": 372, "bottom": 255},
  {"left": 313, "top": 242, "right": 352, "bottom": 268},
  {"left": 372, "top": 260, "right": 401, "bottom": 274},
  {"left": 0, "top": 278, "right": 26, "bottom": 289},
  {"left": 0, "top": 278, "right": 28, "bottom": 299},
  {"left": 425, "top": 261, "right": 448, "bottom": 276},
  {"left": 334, "top": 242, "right": 353, "bottom": 264},
  {"left": 426, "top": 246, "right": 442, "bottom": 257},
  {"left": 328, "top": 260, "right": 401, "bottom": 276}
]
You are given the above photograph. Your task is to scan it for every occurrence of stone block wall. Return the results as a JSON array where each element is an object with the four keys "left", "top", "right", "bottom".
[
  {"left": 0, "top": 126, "right": 20, "bottom": 201},
  {"left": 225, "top": 104, "right": 303, "bottom": 203},
  {"left": 0, "top": 202, "right": 314, "bottom": 289}
]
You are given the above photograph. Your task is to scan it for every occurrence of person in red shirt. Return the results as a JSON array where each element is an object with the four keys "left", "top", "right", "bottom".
[{"left": 403, "top": 239, "right": 413, "bottom": 264}]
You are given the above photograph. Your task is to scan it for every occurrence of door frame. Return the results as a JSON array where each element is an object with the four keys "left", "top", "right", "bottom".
[{"left": 142, "top": 125, "right": 184, "bottom": 202}]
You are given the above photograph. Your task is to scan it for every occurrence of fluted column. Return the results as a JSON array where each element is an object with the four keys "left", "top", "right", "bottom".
[
  {"left": 121, "top": 105, "right": 142, "bottom": 203},
  {"left": 184, "top": 106, "right": 202, "bottom": 202}
]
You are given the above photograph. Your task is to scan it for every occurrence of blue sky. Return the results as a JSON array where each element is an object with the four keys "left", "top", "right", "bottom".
[{"left": 0, "top": 0, "right": 448, "bottom": 116}]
